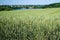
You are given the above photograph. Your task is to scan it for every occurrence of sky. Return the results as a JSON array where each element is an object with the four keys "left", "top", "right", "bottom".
[{"left": 0, "top": 0, "right": 60, "bottom": 5}]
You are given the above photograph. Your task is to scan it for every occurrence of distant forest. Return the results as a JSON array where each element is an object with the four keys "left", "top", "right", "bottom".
[{"left": 0, "top": 3, "right": 60, "bottom": 11}]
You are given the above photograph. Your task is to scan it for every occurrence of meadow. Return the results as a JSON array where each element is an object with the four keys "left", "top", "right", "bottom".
[{"left": 0, "top": 8, "right": 60, "bottom": 40}]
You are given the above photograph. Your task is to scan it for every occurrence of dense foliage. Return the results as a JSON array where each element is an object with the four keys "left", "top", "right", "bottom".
[{"left": 0, "top": 3, "right": 60, "bottom": 11}]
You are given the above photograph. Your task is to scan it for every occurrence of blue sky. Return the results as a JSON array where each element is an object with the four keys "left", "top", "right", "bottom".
[{"left": 0, "top": 0, "right": 60, "bottom": 5}]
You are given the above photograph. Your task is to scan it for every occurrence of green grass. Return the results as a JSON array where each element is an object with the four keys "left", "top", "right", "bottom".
[{"left": 0, "top": 8, "right": 60, "bottom": 40}]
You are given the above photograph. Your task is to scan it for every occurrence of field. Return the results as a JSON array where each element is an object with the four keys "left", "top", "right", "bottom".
[{"left": 0, "top": 8, "right": 60, "bottom": 40}]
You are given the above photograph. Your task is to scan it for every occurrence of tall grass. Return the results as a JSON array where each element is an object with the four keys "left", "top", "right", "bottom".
[{"left": 0, "top": 8, "right": 60, "bottom": 40}]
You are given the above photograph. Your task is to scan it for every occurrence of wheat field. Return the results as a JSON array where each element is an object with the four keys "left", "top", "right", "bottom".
[{"left": 0, "top": 8, "right": 60, "bottom": 40}]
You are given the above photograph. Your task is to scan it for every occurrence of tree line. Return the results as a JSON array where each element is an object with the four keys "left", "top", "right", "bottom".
[{"left": 0, "top": 3, "right": 60, "bottom": 11}]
